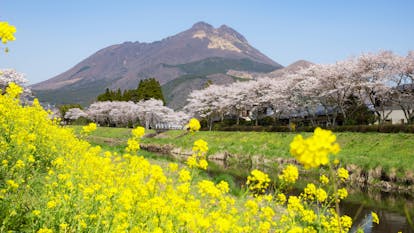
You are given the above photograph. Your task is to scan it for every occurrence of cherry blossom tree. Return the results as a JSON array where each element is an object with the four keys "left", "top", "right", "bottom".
[
  {"left": 287, "top": 70, "right": 323, "bottom": 126},
  {"left": 86, "top": 99, "right": 189, "bottom": 128},
  {"left": 184, "top": 50, "right": 414, "bottom": 127},
  {"left": 245, "top": 78, "right": 273, "bottom": 126},
  {"left": 87, "top": 101, "right": 139, "bottom": 127},
  {"left": 225, "top": 81, "right": 252, "bottom": 125},
  {"left": 304, "top": 60, "right": 360, "bottom": 126},
  {"left": 266, "top": 77, "right": 295, "bottom": 121},
  {"left": 0, "top": 69, "right": 31, "bottom": 98},
  {"left": 185, "top": 84, "right": 229, "bottom": 130},
  {"left": 64, "top": 108, "right": 88, "bottom": 121},
  {"left": 353, "top": 51, "right": 397, "bottom": 124}
]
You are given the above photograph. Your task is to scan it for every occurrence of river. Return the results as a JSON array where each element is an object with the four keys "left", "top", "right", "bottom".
[{"left": 343, "top": 191, "right": 414, "bottom": 233}]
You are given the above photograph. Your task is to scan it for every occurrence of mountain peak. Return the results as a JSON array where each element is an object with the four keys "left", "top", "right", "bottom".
[
  {"left": 218, "top": 24, "right": 231, "bottom": 30},
  {"left": 191, "top": 21, "right": 214, "bottom": 30},
  {"left": 286, "top": 60, "right": 314, "bottom": 69},
  {"left": 267, "top": 59, "right": 313, "bottom": 77},
  {"left": 190, "top": 22, "right": 250, "bottom": 52}
]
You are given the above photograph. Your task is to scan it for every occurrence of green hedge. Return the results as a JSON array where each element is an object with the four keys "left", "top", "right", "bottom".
[{"left": 206, "top": 124, "right": 414, "bottom": 133}]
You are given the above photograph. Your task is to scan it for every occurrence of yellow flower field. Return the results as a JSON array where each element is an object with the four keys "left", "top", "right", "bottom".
[{"left": 0, "top": 83, "right": 375, "bottom": 232}]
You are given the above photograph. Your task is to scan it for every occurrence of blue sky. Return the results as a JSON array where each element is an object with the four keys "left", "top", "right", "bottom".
[{"left": 1, "top": 0, "right": 413, "bottom": 84}]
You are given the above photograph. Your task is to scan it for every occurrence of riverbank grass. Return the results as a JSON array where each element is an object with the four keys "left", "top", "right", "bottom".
[{"left": 70, "top": 126, "right": 414, "bottom": 176}]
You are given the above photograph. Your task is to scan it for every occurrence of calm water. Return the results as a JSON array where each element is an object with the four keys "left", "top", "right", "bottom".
[
  {"left": 343, "top": 203, "right": 413, "bottom": 233},
  {"left": 342, "top": 192, "right": 414, "bottom": 233}
]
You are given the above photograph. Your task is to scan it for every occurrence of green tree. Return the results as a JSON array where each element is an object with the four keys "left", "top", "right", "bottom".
[
  {"left": 122, "top": 89, "right": 132, "bottom": 101},
  {"left": 97, "top": 88, "right": 112, "bottom": 101},
  {"left": 95, "top": 78, "right": 165, "bottom": 103},
  {"left": 343, "top": 94, "right": 375, "bottom": 125},
  {"left": 116, "top": 88, "right": 122, "bottom": 100},
  {"left": 136, "top": 78, "right": 165, "bottom": 104}
]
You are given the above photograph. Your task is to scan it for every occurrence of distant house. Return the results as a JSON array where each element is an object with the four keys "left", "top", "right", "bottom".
[
  {"left": 379, "top": 105, "right": 407, "bottom": 124},
  {"left": 378, "top": 84, "right": 414, "bottom": 124}
]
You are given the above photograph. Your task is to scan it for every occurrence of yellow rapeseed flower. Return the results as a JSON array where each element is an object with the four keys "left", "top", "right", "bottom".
[
  {"left": 187, "top": 139, "right": 209, "bottom": 169},
  {"left": 216, "top": 180, "right": 230, "bottom": 193},
  {"left": 278, "top": 164, "right": 299, "bottom": 184},
  {"left": 290, "top": 127, "right": 340, "bottom": 169},
  {"left": 287, "top": 226, "right": 304, "bottom": 233},
  {"left": 168, "top": 163, "right": 179, "bottom": 172},
  {"left": 6, "top": 180, "right": 19, "bottom": 189},
  {"left": 198, "top": 159, "right": 208, "bottom": 170},
  {"left": 337, "top": 167, "right": 349, "bottom": 181},
  {"left": 341, "top": 215, "right": 353, "bottom": 229},
  {"left": 0, "top": 21, "right": 16, "bottom": 44},
  {"left": 132, "top": 126, "right": 145, "bottom": 138},
  {"left": 319, "top": 174, "right": 329, "bottom": 185},
  {"left": 37, "top": 228, "right": 53, "bottom": 233},
  {"left": 59, "top": 223, "right": 68, "bottom": 230},
  {"left": 193, "top": 139, "right": 208, "bottom": 152},
  {"left": 6, "top": 82, "right": 23, "bottom": 99},
  {"left": 372, "top": 211, "right": 379, "bottom": 224},
  {"left": 82, "top": 122, "right": 97, "bottom": 134},
  {"left": 47, "top": 200, "right": 57, "bottom": 209},
  {"left": 14, "top": 159, "right": 25, "bottom": 169},
  {"left": 186, "top": 155, "right": 198, "bottom": 168},
  {"left": 126, "top": 138, "right": 140, "bottom": 152},
  {"left": 32, "top": 210, "right": 41, "bottom": 216},
  {"left": 303, "top": 183, "right": 317, "bottom": 201},
  {"left": 187, "top": 118, "right": 201, "bottom": 132},
  {"left": 1, "top": 159, "right": 8, "bottom": 166},
  {"left": 247, "top": 169, "right": 271, "bottom": 195},
  {"left": 276, "top": 193, "right": 287, "bottom": 205},
  {"left": 315, "top": 188, "right": 327, "bottom": 202},
  {"left": 178, "top": 169, "right": 191, "bottom": 182},
  {"left": 337, "top": 188, "right": 348, "bottom": 200}
]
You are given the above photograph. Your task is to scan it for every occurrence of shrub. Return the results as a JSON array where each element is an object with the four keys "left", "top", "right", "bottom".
[{"left": 212, "top": 123, "right": 414, "bottom": 133}]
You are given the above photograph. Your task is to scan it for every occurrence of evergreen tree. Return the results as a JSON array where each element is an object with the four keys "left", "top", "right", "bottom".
[
  {"left": 136, "top": 78, "right": 165, "bottom": 104},
  {"left": 116, "top": 88, "right": 122, "bottom": 100},
  {"left": 122, "top": 89, "right": 132, "bottom": 101},
  {"left": 95, "top": 78, "right": 165, "bottom": 103},
  {"left": 97, "top": 88, "right": 111, "bottom": 101}
]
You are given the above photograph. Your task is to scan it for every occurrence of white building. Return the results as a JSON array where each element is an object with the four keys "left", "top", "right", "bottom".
[{"left": 380, "top": 107, "right": 407, "bottom": 124}]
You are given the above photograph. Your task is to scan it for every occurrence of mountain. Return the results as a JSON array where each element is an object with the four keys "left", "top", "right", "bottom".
[
  {"left": 265, "top": 60, "right": 314, "bottom": 78},
  {"left": 32, "top": 22, "right": 282, "bottom": 107},
  {"left": 231, "top": 59, "right": 314, "bottom": 77}
]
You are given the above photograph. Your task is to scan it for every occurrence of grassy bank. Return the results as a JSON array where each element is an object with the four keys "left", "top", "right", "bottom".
[{"left": 70, "top": 126, "right": 414, "bottom": 174}]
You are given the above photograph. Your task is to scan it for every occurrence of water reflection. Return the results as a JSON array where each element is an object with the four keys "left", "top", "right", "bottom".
[
  {"left": 350, "top": 212, "right": 373, "bottom": 233},
  {"left": 342, "top": 200, "right": 413, "bottom": 233}
]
